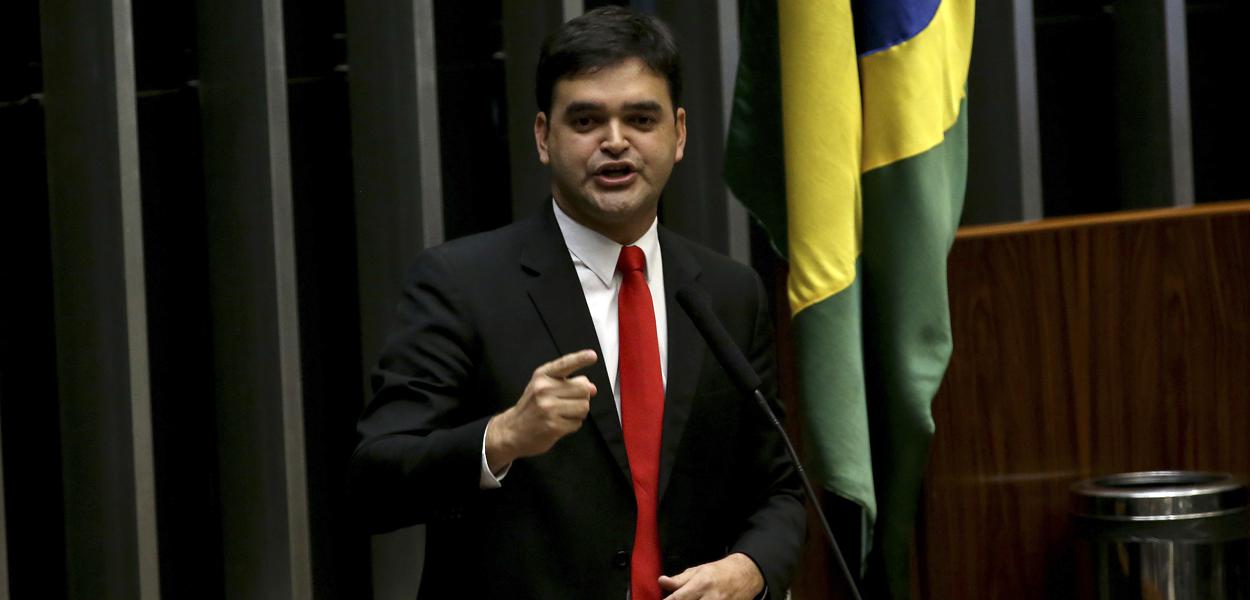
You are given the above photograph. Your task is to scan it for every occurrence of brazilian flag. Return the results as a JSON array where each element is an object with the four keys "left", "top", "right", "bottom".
[{"left": 725, "top": 0, "right": 973, "bottom": 596}]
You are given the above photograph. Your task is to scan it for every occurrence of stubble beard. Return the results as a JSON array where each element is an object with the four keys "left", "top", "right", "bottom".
[{"left": 554, "top": 179, "right": 660, "bottom": 243}]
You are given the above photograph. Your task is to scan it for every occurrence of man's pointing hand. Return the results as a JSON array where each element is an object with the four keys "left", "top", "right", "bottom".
[{"left": 486, "top": 349, "right": 599, "bottom": 473}]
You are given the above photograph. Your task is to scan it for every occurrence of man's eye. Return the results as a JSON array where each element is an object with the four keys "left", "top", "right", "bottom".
[
  {"left": 573, "top": 117, "right": 595, "bottom": 129},
  {"left": 631, "top": 116, "right": 656, "bottom": 127}
]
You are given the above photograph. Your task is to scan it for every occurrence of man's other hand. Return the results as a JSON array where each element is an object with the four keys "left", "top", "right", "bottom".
[
  {"left": 658, "top": 553, "right": 765, "bottom": 600},
  {"left": 485, "top": 349, "right": 598, "bottom": 473}
]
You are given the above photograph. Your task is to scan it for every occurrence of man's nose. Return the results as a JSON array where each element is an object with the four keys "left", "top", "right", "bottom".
[{"left": 600, "top": 121, "right": 629, "bottom": 155}]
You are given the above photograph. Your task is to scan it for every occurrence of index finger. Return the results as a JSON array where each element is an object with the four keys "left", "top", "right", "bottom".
[{"left": 538, "top": 349, "right": 598, "bottom": 379}]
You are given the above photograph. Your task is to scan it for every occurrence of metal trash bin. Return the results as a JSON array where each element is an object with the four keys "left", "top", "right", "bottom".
[{"left": 1071, "top": 471, "right": 1249, "bottom": 599}]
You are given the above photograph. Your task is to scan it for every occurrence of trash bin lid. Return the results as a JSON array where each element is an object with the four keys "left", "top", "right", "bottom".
[{"left": 1071, "top": 471, "right": 1248, "bottom": 521}]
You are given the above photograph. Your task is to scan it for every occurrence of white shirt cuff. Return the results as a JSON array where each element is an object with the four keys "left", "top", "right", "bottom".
[{"left": 479, "top": 420, "right": 510, "bottom": 489}]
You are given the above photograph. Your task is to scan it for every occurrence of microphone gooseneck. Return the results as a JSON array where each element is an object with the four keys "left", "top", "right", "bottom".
[{"left": 675, "top": 287, "right": 864, "bottom": 600}]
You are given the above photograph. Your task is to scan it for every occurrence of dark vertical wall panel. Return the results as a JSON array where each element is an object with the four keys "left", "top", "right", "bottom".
[
  {"left": 1036, "top": 0, "right": 1199, "bottom": 216},
  {"left": 717, "top": 0, "right": 751, "bottom": 264},
  {"left": 656, "top": 0, "right": 730, "bottom": 255},
  {"left": 0, "top": 2, "right": 66, "bottom": 597},
  {"left": 1114, "top": 0, "right": 1194, "bottom": 209},
  {"left": 0, "top": 431, "right": 5, "bottom": 597},
  {"left": 138, "top": 88, "right": 226, "bottom": 600},
  {"left": 130, "top": 1, "right": 227, "bottom": 595},
  {"left": 1034, "top": 1, "right": 1120, "bottom": 217},
  {"left": 345, "top": 0, "right": 446, "bottom": 597},
  {"left": 1186, "top": 0, "right": 1250, "bottom": 204},
  {"left": 434, "top": 1, "right": 514, "bottom": 239},
  {"left": 964, "top": 0, "right": 1043, "bottom": 224},
  {"left": 197, "top": 0, "right": 312, "bottom": 596},
  {"left": 40, "top": 0, "right": 161, "bottom": 597},
  {"left": 0, "top": 409, "right": 7, "bottom": 596},
  {"left": 502, "top": 0, "right": 571, "bottom": 219},
  {"left": 413, "top": 0, "right": 445, "bottom": 249},
  {"left": 347, "top": 0, "right": 446, "bottom": 374},
  {"left": 0, "top": 407, "right": 6, "bottom": 595},
  {"left": 283, "top": 1, "right": 373, "bottom": 596}
]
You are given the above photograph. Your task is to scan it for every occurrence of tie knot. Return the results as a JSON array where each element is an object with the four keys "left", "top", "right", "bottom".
[{"left": 617, "top": 246, "right": 647, "bottom": 274}]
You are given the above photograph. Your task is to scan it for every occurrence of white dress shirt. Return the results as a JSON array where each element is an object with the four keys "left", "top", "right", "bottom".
[{"left": 480, "top": 200, "right": 667, "bottom": 487}]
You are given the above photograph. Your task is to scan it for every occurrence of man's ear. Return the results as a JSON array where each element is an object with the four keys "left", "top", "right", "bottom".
[
  {"left": 534, "top": 111, "right": 551, "bottom": 165},
  {"left": 674, "top": 107, "right": 687, "bottom": 164}
]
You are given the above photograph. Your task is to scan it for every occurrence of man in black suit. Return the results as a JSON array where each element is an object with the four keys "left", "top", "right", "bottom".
[{"left": 352, "top": 7, "right": 805, "bottom": 599}]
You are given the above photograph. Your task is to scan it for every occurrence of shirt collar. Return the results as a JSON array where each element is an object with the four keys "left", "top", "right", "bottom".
[{"left": 552, "top": 199, "right": 661, "bottom": 288}]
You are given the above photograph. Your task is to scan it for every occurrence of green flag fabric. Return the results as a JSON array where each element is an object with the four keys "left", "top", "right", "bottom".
[{"left": 725, "top": 0, "right": 974, "bottom": 597}]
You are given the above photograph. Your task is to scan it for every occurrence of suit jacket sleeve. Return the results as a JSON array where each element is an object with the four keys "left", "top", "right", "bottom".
[
  {"left": 728, "top": 271, "right": 807, "bottom": 597},
  {"left": 351, "top": 247, "right": 491, "bottom": 533}
]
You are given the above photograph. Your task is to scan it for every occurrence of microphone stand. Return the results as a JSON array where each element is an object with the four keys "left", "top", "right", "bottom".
[
  {"left": 674, "top": 285, "right": 864, "bottom": 600},
  {"left": 750, "top": 389, "right": 864, "bottom": 600}
]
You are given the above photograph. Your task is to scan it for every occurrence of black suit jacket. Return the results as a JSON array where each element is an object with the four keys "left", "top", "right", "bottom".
[{"left": 352, "top": 207, "right": 805, "bottom": 598}]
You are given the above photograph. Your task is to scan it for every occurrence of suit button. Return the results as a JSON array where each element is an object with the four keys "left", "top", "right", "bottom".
[{"left": 613, "top": 550, "right": 629, "bottom": 568}]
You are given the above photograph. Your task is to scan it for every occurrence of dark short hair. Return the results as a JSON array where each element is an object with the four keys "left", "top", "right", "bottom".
[{"left": 535, "top": 6, "right": 682, "bottom": 115}]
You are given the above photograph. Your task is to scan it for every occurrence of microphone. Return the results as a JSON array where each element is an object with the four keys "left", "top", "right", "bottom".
[{"left": 675, "top": 287, "right": 864, "bottom": 600}]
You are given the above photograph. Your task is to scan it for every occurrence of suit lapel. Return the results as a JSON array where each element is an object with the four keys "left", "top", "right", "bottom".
[
  {"left": 520, "top": 208, "right": 631, "bottom": 483},
  {"left": 657, "top": 229, "right": 705, "bottom": 502},
  {"left": 518, "top": 212, "right": 709, "bottom": 496}
]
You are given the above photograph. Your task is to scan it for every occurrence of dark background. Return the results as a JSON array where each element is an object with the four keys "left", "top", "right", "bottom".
[{"left": 1, "top": 0, "right": 1246, "bottom": 597}]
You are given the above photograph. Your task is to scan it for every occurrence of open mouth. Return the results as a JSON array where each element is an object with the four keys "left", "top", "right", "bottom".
[{"left": 594, "top": 163, "right": 637, "bottom": 186}]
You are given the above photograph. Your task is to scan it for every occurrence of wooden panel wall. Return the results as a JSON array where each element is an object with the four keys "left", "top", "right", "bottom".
[{"left": 917, "top": 201, "right": 1250, "bottom": 598}]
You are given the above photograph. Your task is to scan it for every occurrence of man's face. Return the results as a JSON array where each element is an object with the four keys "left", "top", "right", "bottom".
[{"left": 535, "top": 57, "right": 686, "bottom": 244}]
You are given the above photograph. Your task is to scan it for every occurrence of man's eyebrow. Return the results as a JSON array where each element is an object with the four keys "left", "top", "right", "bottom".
[
  {"left": 623, "top": 101, "right": 663, "bottom": 113},
  {"left": 561, "top": 100, "right": 665, "bottom": 115},
  {"left": 563, "top": 101, "right": 605, "bottom": 115}
]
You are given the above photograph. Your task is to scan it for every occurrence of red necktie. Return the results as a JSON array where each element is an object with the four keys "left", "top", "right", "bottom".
[{"left": 617, "top": 245, "right": 664, "bottom": 600}]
